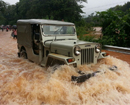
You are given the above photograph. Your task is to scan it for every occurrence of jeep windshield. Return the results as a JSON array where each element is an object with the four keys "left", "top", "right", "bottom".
[{"left": 43, "top": 25, "right": 75, "bottom": 36}]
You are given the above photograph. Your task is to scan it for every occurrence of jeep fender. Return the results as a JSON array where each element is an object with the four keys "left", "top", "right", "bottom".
[{"left": 46, "top": 53, "right": 76, "bottom": 67}]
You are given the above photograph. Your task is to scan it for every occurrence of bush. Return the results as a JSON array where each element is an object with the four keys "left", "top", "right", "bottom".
[
  {"left": 76, "top": 26, "right": 88, "bottom": 36},
  {"left": 95, "top": 9, "right": 130, "bottom": 47}
]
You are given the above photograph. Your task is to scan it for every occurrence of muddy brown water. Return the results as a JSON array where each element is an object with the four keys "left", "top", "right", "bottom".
[{"left": 0, "top": 30, "right": 130, "bottom": 105}]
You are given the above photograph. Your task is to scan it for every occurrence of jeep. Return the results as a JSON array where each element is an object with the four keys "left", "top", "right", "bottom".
[{"left": 17, "top": 19, "right": 107, "bottom": 67}]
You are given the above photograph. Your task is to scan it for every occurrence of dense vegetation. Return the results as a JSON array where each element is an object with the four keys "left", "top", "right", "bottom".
[
  {"left": 0, "top": 0, "right": 87, "bottom": 25},
  {"left": 84, "top": 2, "right": 130, "bottom": 47},
  {"left": 96, "top": 10, "right": 130, "bottom": 47}
]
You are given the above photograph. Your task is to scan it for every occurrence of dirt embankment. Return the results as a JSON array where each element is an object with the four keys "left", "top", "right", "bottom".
[{"left": 0, "top": 30, "right": 130, "bottom": 105}]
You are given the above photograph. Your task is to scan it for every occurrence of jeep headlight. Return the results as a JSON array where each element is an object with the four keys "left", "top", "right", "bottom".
[
  {"left": 74, "top": 46, "right": 81, "bottom": 56},
  {"left": 95, "top": 44, "right": 101, "bottom": 53}
]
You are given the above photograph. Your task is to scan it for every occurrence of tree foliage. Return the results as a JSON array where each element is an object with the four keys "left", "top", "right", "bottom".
[
  {"left": 83, "top": 2, "right": 130, "bottom": 47},
  {"left": 110, "top": 2, "right": 130, "bottom": 14},
  {"left": 0, "top": 0, "right": 87, "bottom": 26},
  {"left": 96, "top": 9, "right": 130, "bottom": 47},
  {"left": 0, "top": 0, "right": 7, "bottom": 24},
  {"left": 85, "top": 2, "right": 130, "bottom": 26}
]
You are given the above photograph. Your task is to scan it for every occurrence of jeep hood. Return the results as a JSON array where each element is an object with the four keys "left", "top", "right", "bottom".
[{"left": 45, "top": 40, "right": 94, "bottom": 56}]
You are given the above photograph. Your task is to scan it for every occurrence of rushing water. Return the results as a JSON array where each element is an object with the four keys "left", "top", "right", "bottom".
[{"left": 0, "top": 30, "right": 130, "bottom": 105}]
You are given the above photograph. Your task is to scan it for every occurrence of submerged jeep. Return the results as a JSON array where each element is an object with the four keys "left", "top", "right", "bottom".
[{"left": 17, "top": 19, "right": 107, "bottom": 67}]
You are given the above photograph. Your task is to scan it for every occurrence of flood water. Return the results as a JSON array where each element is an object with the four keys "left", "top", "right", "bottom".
[{"left": 0, "top": 30, "right": 130, "bottom": 105}]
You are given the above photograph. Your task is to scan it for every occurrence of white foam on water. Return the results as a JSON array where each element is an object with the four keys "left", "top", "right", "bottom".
[{"left": 0, "top": 31, "right": 130, "bottom": 105}]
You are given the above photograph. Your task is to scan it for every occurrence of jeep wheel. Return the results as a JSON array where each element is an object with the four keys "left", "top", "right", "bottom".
[{"left": 20, "top": 49, "right": 27, "bottom": 59}]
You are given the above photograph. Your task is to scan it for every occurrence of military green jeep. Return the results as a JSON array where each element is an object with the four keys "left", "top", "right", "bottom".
[{"left": 17, "top": 19, "right": 107, "bottom": 67}]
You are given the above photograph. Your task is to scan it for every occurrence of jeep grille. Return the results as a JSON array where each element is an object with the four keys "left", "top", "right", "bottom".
[{"left": 81, "top": 48, "right": 94, "bottom": 65}]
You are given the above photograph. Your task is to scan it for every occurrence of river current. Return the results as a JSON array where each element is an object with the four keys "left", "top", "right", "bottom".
[{"left": 0, "top": 30, "right": 130, "bottom": 105}]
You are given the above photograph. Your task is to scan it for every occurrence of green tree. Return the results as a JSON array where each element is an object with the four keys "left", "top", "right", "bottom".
[
  {"left": 0, "top": 0, "right": 7, "bottom": 24},
  {"left": 17, "top": 0, "right": 87, "bottom": 23},
  {"left": 0, "top": 0, "right": 87, "bottom": 35},
  {"left": 96, "top": 9, "right": 130, "bottom": 47}
]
